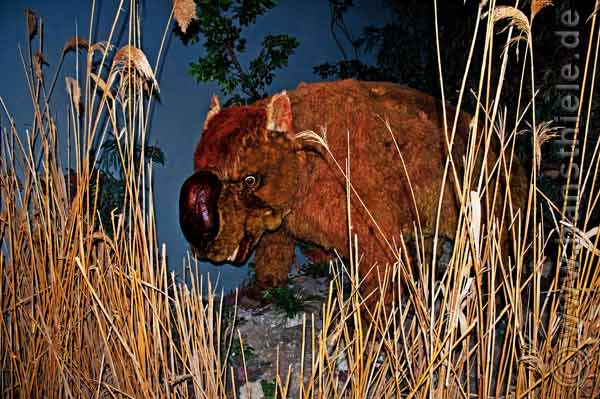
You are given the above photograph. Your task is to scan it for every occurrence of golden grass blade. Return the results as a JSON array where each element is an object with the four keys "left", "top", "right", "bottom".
[
  {"left": 65, "top": 77, "right": 82, "bottom": 114},
  {"left": 89, "top": 72, "right": 112, "bottom": 96},
  {"left": 469, "top": 190, "right": 482, "bottom": 260},
  {"left": 559, "top": 221, "right": 600, "bottom": 256}
]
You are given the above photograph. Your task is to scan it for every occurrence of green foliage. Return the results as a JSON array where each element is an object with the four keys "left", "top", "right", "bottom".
[
  {"left": 314, "top": 0, "right": 477, "bottom": 105},
  {"left": 229, "top": 339, "right": 256, "bottom": 362},
  {"left": 313, "top": 58, "right": 387, "bottom": 82},
  {"left": 90, "top": 173, "right": 125, "bottom": 237},
  {"left": 313, "top": 1, "right": 390, "bottom": 82},
  {"left": 92, "top": 136, "right": 165, "bottom": 237},
  {"left": 262, "top": 287, "right": 304, "bottom": 318},
  {"left": 175, "top": 0, "right": 299, "bottom": 105},
  {"left": 301, "top": 261, "right": 332, "bottom": 279},
  {"left": 260, "top": 379, "right": 279, "bottom": 399},
  {"left": 98, "top": 137, "right": 165, "bottom": 178}
]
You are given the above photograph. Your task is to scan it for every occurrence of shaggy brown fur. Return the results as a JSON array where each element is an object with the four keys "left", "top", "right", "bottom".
[{"left": 180, "top": 79, "right": 527, "bottom": 295}]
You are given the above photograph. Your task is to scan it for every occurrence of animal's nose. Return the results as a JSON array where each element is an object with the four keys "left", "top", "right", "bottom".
[{"left": 179, "top": 170, "right": 221, "bottom": 246}]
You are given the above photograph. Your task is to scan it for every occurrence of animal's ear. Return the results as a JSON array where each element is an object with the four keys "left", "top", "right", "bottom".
[
  {"left": 203, "top": 95, "right": 221, "bottom": 129},
  {"left": 266, "top": 91, "right": 292, "bottom": 133}
]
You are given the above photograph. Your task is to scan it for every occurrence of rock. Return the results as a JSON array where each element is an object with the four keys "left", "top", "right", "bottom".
[
  {"left": 225, "top": 268, "right": 332, "bottom": 398},
  {"left": 239, "top": 381, "right": 264, "bottom": 399}
]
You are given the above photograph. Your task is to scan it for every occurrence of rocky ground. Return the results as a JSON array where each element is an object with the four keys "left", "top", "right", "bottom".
[
  {"left": 219, "top": 240, "right": 455, "bottom": 399},
  {"left": 222, "top": 262, "right": 337, "bottom": 399}
]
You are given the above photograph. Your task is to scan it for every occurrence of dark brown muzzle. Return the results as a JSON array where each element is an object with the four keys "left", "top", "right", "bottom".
[{"left": 179, "top": 171, "right": 222, "bottom": 248}]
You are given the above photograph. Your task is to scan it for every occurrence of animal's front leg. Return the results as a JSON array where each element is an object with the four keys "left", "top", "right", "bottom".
[{"left": 253, "top": 229, "right": 295, "bottom": 289}]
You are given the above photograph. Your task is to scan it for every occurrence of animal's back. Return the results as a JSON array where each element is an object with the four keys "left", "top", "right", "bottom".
[
  {"left": 280, "top": 80, "right": 525, "bottom": 269},
  {"left": 283, "top": 80, "right": 469, "bottom": 243}
]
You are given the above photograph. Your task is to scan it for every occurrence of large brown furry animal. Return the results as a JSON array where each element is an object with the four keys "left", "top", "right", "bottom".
[{"left": 179, "top": 80, "right": 527, "bottom": 295}]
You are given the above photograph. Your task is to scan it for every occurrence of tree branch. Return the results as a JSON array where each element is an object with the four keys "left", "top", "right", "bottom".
[
  {"left": 226, "top": 46, "right": 261, "bottom": 99},
  {"left": 329, "top": 1, "right": 348, "bottom": 60}
]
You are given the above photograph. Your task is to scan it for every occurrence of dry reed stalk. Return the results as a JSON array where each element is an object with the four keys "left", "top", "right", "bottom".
[
  {"left": 531, "top": 0, "right": 553, "bottom": 21},
  {"left": 65, "top": 76, "right": 82, "bottom": 114},
  {"left": 26, "top": 8, "right": 37, "bottom": 41},
  {"left": 1, "top": 3, "right": 227, "bottom": 398},
  {"left": 173, "top": 0, "right": 197, "bottom": 34},
  {"left": 521, "top": 120, "right": 561, "bottom": 172},
  {"left": 62, "top": 36, "right": 90, "bottom": 55},
  {"left": 89, "top": 41, "right": 113, "bottom": 58},
  {"left": 488, "top": 6, "right": 531, "bottom": 37},
  {"left": 110, "top": 44, "right": 160, "bottom": 98},
  {"left": 33, "top": 50, "right": 48, "bottom": 84},
  {"left": 89, "top": 73, "right": 114, "bottom": 102}
]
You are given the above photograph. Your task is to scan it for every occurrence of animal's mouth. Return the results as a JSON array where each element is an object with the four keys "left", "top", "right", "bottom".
[{"left": 228, "top": 235, "right": 253, "bottom": 265}]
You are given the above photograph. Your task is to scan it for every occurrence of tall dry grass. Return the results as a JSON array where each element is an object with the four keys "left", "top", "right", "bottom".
[
  {"left": 1, "top": 0, "right": 599, "bottom": 398},
  {"left": 0, "top": 3, "right": 231, "bottom": 398}
]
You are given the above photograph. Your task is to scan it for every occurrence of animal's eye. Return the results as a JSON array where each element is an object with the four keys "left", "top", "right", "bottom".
[{"left": 243, "top": 175, "right": 258, "bottom": 188}]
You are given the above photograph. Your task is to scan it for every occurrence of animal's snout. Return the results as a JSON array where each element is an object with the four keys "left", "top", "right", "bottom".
[{"left": 179, "top": 170, "right": 221, "bottom": 247}]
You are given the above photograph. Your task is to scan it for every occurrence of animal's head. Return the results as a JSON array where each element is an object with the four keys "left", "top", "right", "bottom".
[{"left": 179, "top": 92, "right": 308, "bottom": 265}]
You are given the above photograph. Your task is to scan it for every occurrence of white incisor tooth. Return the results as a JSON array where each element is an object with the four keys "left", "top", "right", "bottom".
[{"left": 228, "top": 245, "right": 239, "bottom": 262}]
